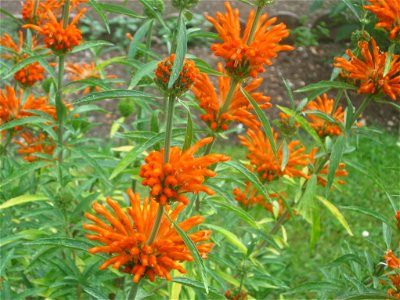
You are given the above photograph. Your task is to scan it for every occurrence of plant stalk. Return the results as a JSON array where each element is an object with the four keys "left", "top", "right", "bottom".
[
  {"left": 128, "top": 282, "right": 140, "bottom": 300},
  {"left": 246, "top": 5, "right": 263, "bottom": 44}
]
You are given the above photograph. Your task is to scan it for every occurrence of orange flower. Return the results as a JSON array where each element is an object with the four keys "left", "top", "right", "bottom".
[
  {"left": 66, "top": 62, "right": 105, "bottom": 94},
  {"left": 304, "top": 94, "right": 345, "bottom": 137},
  {"left": 364, "top": 0, "right": 400, "bottom": 40},
  {"left": 23, "top": 5, "right": 86, "bottom": 52},
  {"left": 22, "top": 0, "right": 62, "bottom": 24},
  {"left": 225, "top": 288, "right": 248, "bottom": 300},
  {"left": 0, "top": 32, "right": 45, "bottom": 86},
  {"left": 154, "top": 54, "right": 199, "bottom": 96},
  {"left": 239, "top": 128, "right": 311, "bottom": 182},
  {"left": 191, "top": 63, "right": 271, "bottom": 131},
  {"left": 233, "top": 181, "right": 286, "bottom": 215},
  {"left": 396, "top": 210, "right": 400, "bottom": 224},
  {"left": 140, "top": 137, "right": 230, "bottom": 205},
  {"left": 334, "top": 38, "right": 400, "bottom": 101},
  {"left": 385, "top": 250, "right": 400, "bottom": 269},
  {"left": 0, "top": 85, "right": 56, "bottom": 126},
  {"left": 14, "top": 131, "right": 55, "bottom": 162},
  {"left": 206, "top": 2, "right": 294, "bottom": 79},
  {"left": 83, "top": 189, "right": 213, "bottom": 283}
]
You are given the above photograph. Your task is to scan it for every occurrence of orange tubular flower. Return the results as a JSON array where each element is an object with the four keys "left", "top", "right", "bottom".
[
  {"left": 233, "top": 181, "right": 286, "bottom": 215},
  {"left": 154, "top": 54, "right": 199, "bottom": 96},
  {"left": 384, "top": 249, "right": 400, "bottom": 298},
  {"left": 239, "top": 129, "right": 311, "bottom": 182},
  {"left": 386, "top": 250, "right": 400, "bottom": 269},
  {"left": 140, "top": 137, "right": 230, "bottom": 205},
  {"left": 364, "top": 0, "right": 400, "bottom": 40},
  {"left": 192, "top": 63, "right": 271, "bottom": 131},
  {"left": 23, "top": 5, "right": 86, "bottom": 52},
  {"left": 225, "top": 288, "right": 248, "bottom": 300},
  {"left": 206, "top": 2, "right": 294, "bottom": 79},
  {"left": 22, "top": 0, "right": 62, "bottom": 24},
  {"left": 0, "top": 32, "right": 45, "bottom": 86},
  {"left": 334, "top": 38, "right": 400, "bottom": 101},
  {"left": 0, "top": 86, "right": 56, "bottom": 127},
  {"left": 66, "top": 62, "right": 103, "bottom": 94},
  {"left": 83, "top": 189, "right": 213, "bottom": 283},
  {"left": 304, "top": 94, "right": 345, "bottom": 138},
  {"left": 14, "top": 132, "right": 55, "bottom": 162}
]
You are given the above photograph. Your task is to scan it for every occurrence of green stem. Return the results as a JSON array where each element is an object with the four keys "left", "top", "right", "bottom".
[
  {"left": 147, "top": 205, "right": 164, "bottom": 245},
  {"left": 56, "top": 55, "right": 65, "bottom": 186},
  {"left": 269, "top": 209, "right": 290, "bottom": 235},
  {"left": 219, "top": 78, "right": 238, "bottom": 116},
  {"left": 33, "top": 0, "right": 40, "bottom": 21},
  {"left": 354, "top": 95, "right": 372, "bottom": 121},
  {"left": 163, "top": 94, "right": 176, "bottom": 163},
  {"left": 62, "top": 0, "right": 70, "bottom": 28},
  {"left": 128, "top": 282, "right": 140, "bottom": 300},
  {"left": 246, "top": 5, "right": 263, "bottom": 44},
  {"left": 171, "top": 9, "right": 184, "bottom": 54}
]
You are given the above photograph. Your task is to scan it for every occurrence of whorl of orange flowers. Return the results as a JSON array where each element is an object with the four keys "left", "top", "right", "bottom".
[
  {"left": 304, "top": 94, "right": 345, "bottom": 138},
  {"left": 192, "top": 63, "right": 271, "bottom": 131},
  {"left": 23, "top": 5, "right": 86, "bottom": 52},
  {"left": 334, "top": 38, "right": 400, "bottom": 101},
  {"left": 66, "top": 62, "right": 103, "bottom": 94},
  {"left": 364, "top": 0, "right": 400, "bottom": 40},
  {"left": 140, "top": 137, "right": 230, "bottom": 205},
  {"left": 154, "top": 54, "right": 199, "bottom": 96},
  {"left": 384, "top": 249, "right": 400, "bottom": 298},
  {"left": 83, "top": 189, "right": 213, "bottom": 283},
  {"left": 206, "top": 2, "right": 294, "bottom": 79},
  {"left": 225, "top": 288, "right": 249, "bottom": 300},
  {"left": 0, "top": 32, "right": 45, "bottom": 86},
  {"left": 14, "top": 132, "right": 56, "bottom": 162},
  {"left": 233, "top": 181, "right": 285, "bottom": 215},
  {"left": 239, "top": 129, "right": 311, "bottom": 182},
  {"left": 22, "top": 0, "right": 62, "bottom": 24},
  {"left": 0, "top": 85, "right": 56, "bottom": 126}
]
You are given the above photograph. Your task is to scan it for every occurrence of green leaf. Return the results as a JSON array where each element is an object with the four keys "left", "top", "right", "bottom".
[
  {"left": 225, "top": 161, "right": 270, "bottom": 202},
  {"left": 0, "top": 8, "right": 23, "bottom": 24},
  {"left": 211, "top": 197, "right": 259, "bottom": 229},
  {"left": 241, "top": 86, "right": 277, "bottom": 156},
  {"left": 164, "top": 212, "right": 209, "bottom": 293},
  {"left": 326, "top": 134, "right": 345, "bottom": 191},
  {"left": 0, "top": 194, "right": 48, "bottom": 210},
  {"left": 326, "top": 254, "right": 363, "bottom": 268},
  {"left": 0, "top": 116, "right": 54, "bottom": 131},
  {"left": 295, "top": 81, "right": 357, "bottom": 93},
  {"left": 298, "top": 175, "right": 317, "bottom": 223},
  {"left": 88, "top": 0, "right": 110, "bottom": 33},
  {"left": 340, "top": 206, "right": 391, "bottom": 226},
  {"left": 139, "top": 0, "right": 169, "bottom": 31},
  {"left": 128, "top": 20, "right": 153, "bottom": 59},
  {"left": 73, "top": 90, "right": 155, "bottom": 105},
  {"left": 172, "top": 278, "right": 222, "bottom": 299},
  {"left": 128, "top": 60, "right": 158, "bottom": 89},
  {"left": 74, "top": 150, "right": 112, "bottom": 188},
  {"left": 383, "top": 44, "right": 395, "bottom": 77},
  {"left": 317, "top": 196, "right": 353, "bottom": 236},
  {"left": 72, "top": 40, "right": 113, "bottom": 53},
  {"left": 83, "top": 286, "right": 108, "bottom": 300},
  {"left": 24, "top": 238, "right": 93, "bottom": 252},
  {"left": 383, "top": 223, "right": 392, "bottom": 249},
  {"left": 190, "top": 58, "right": 225, "bottom": 77},
  {"left": 342, "top": 0, "right": 361, "bottom": 21},
  {"left": 280, "top": 140, "right": 289, "bottom": 171},
  {"left": 0, "top": 161, "right": 48, "bottom": 188},
  {"left": 0, "top": 248, "right": 14, "bottom": 277},
  {"left": 303, "top": 110, "right": 343, "bottom": 129},
  {"left": 285, "top": 282, "right": 343, "bottom": 294},
  {"left": 3, "top": 54, "right": 49, "bottom": 79},
  {"left": 278, "top": 106, "right": 324, "bottom": 149},
  {"left": 182, "top": 110, "right": 193, "bottom": 152},
  {"left": 168, "top": 16, "right": 187, "bottom": 89},
  {"left": 206, "top": 224, "right": 247, "bottom": 254},
  {"left": 96, "top": 3, "right": 144, "bottom": 18},
  {"left": 338, "top": 292, "right": 392, "bottom": 300},
  {"left": 282, "top": 77, "right": 295, "bottom": 109}
]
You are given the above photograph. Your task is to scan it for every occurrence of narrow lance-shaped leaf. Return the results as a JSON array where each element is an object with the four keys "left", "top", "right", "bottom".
[
  {"left": 73, "top": 90, "right": 155, "bottom": 105},
  {"left": 0, "top": 161, "right": 48, "bottom": 188},
  {"left": 326, "top": 134, "right": 345, "bottom": 191},
  {"left": 295, "top": 81, "right": 357, "bottom": 93},
  {"left": 241, "top": 86, "right": 277, "bottom": 157},
  {"left": 282, "top": 77, "right": 295, "bottom": 109},
  {"left": 164, "top": 212, "right": 209, "bottom": 293},
  {"left": 182, "top": 108, "right": 193, "bottom": 152},
  {"left": 128, "top": 60, "right": 158, "bottom": 89},
  {"left": 280, "top": 139, "right": 289, "bottom": 171},
  {"left": 88, "top": 0, "right": 110, "bottom": 33},
  {"left": 206, "top": 224, "right": 247, "bottom": 254},
  {"left": 168, "top": 15, "right": 187, "bottom": 89},
  {"left": 0, "top": 195, "right": 48, "bottom": 210},
  {"left": 72, "top": 40, "right": 113, "bottom": 53},
  {"left": 317, "top": 196, "right": 353, "bottom": 236},
  {"left": 128, "top": 20, "right": 153, "bottom": 59},
  {"left": 96, "top": 3, "right": 144, "bottom": 18}
]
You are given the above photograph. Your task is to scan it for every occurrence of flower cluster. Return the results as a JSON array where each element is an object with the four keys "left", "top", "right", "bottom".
[
  {"left": 206, "top": 2, "right": 294, "bottom": 79},
  {"left": 304, "top": 94, "right": 345, "bottom": 138},
  {"left": 192, "top": 63, "right": 271, "bottom": 131},
  {"left": 383, "top": 249, "right": 400, "bottom": 298},
  {"left": 154, "top": 54, "right": 199, "bottom": 96},
  {"left": 239, "top": 128, "right": 311, "bottom": 182},
  {"left": 364, "top": 0, "right": 400, "bottom": 40},
  {"left": 83, "top": 189, "right": 213, "bottom": 283},
  {"left": 225, "top": 288, "right": 248, "bottom": 300},
  {"left": 14, "top": 132, "right": 55, "bottom": 162},
  {"left": 0, "top": 32, "right": 45, "bottom": 86},
  {"left": 140, "top": 137, "right": 230, "bottom": 205},
  {"left": 334, "top": 38, "right": 400, "bottom": 101},
  {"left": 24, "top": 5, "right": 86, "bottom": 53}
]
